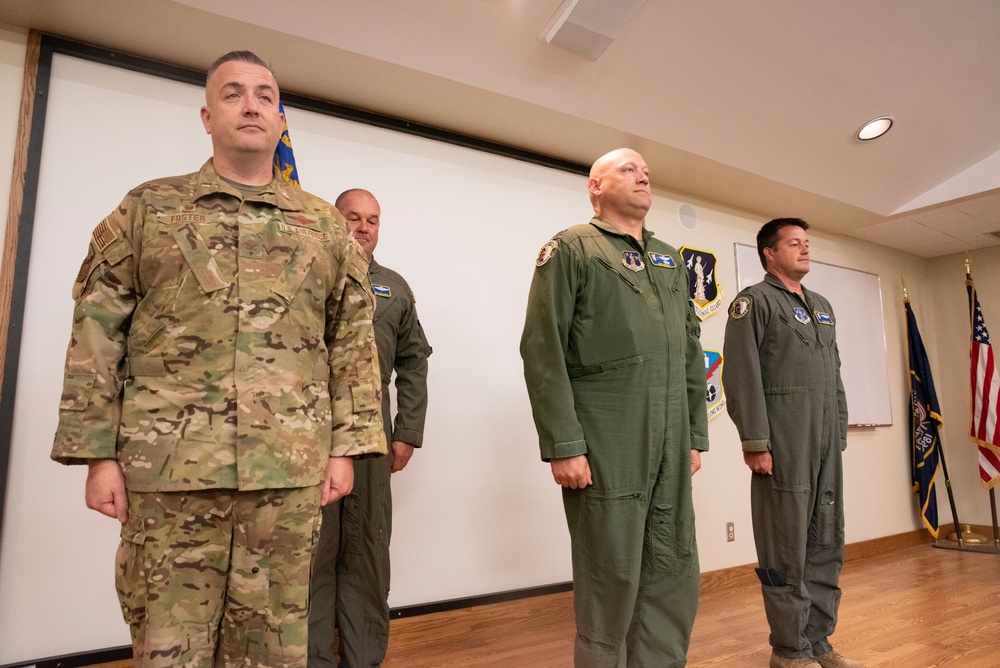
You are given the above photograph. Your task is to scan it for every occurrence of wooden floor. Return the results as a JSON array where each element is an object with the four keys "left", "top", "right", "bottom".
[{"left": 90, "top": 542, "right": 1000, "bottom": 667}]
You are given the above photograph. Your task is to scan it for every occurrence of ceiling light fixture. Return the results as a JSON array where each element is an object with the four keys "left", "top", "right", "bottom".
[
  {"left": 858, "top": 116, "right": 893, "bottom": 141},
  {"left": 539, "top": 0, "right": 648, "bottom": 60}
]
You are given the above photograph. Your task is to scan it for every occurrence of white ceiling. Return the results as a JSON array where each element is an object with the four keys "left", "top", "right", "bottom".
[{"left": 2, "top": 0, "right": 999, "bottom": 258}]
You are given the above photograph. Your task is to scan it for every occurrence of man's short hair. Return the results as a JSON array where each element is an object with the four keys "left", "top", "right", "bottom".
[
  {"left": 206, "top": 51, "right": 274, "bottom": 83},
  {"left": 757, "top": 218, "right": 809, "bottom": 269},
  {"left": 335, "top": 188, "right": 375, "bottom": 210}
]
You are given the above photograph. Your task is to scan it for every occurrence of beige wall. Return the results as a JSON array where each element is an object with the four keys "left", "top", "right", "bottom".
[{"left": 926, "top": 245, "right": 1000, "bottom": 528}]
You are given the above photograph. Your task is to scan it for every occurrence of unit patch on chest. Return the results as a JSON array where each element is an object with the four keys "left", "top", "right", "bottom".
[
  {"left": 373, "top": 284, "right": 391, "bottom": 298},
  {"left": 793, "top": 307, "right": 811, "bottom": 324},
  {"left": 621, "top": 250, "right": 645, "bottom": 272},
  {"left": 647, "top": 252, "right": 677, "bottom": 268},
  {"left": 815, "top": 311, "right": 834, "bottom": 325}
]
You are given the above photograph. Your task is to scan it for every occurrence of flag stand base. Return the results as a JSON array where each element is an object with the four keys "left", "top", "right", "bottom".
[
  {"left": 932, "top": 524, "right": 1000, "bottom": 554},
  {"left": 932, "top": 540, "right": 1000, "bottom": 554},
  {"left": 946, "top": 524, "right": 989, "bottom": 544}
]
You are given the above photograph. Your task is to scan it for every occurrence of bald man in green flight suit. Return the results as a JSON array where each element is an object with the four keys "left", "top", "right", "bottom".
[
  {"left": 521, "top": 148, "right": 708, "bottom": 668},
  {"left": 309, "top": 188, "right": 432, "bottom": 668}
]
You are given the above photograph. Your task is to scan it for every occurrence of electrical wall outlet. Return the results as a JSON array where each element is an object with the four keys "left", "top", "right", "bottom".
[{"left": 726, "top": 522, "right": 735, "bottom": 542}]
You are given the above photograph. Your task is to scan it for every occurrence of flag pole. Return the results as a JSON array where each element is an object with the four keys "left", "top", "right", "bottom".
[
  {"left": 990, "top": 488, "right": 1000, "bottom": 548},
  {"left": 969, "top": 256, "right": 1000, "bottom": 550},
  {"left": 934, "top": 433, "right": 965, "bottom": 548}
]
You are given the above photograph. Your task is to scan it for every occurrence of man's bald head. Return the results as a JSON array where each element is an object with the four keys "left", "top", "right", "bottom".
[{"left": 587, "top": 148, "right": 651, "bottom": 222}]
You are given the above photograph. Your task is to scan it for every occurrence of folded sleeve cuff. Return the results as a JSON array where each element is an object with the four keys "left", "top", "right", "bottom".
[
  {"left": 539, "top": 439, "right": 588, "bottom": 462},
  {"left": 741, "top": 439, "right": 771, "bottom": 452}
]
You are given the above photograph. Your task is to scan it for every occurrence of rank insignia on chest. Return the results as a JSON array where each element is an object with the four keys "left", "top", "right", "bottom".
[
  {"left": 815, "top": 311, "right": 834, "bottom": 325},
  {"left": 793, "top": 307, "right": 811, "bottom": 324},
  {"left": 535, "top": 240, "right": 558, "bottom": 267},
  {"left": 622, "top": 250, "right": 645, "bottom": 272},
  {"left": 373, "top": 284, "right": 391, "bottom": 298},
  {"left": 647, "top": 252, "right": 677, "bottom": 268}
]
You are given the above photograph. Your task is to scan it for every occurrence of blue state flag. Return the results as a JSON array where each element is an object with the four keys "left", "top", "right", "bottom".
[
  {"left": 905, "top": 299, "right": 941, "bottom": 538},
  {"left": 274, "top": 101, "right": 300, "bottom": 187}
]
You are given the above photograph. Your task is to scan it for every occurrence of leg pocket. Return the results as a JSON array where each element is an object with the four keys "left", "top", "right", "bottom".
[
  {"left": 115, "top": 516, "right": 148, "bottom": 626},
  {"left": 578, "top": 488, "right": 646, "bottom": 572},
  {"left": 647, "top": 502, "right": 695, "bottom": 575},
  {"left": 812, "top": 489, "right": 838, "bottom": 547},
  {"left": 342, "top": 491, "right": 364, "bottom": 556}
]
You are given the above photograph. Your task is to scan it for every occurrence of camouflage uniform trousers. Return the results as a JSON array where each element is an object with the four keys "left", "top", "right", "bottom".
[{"left": 116, "top": 486, "right": 322, "bottom": 667}]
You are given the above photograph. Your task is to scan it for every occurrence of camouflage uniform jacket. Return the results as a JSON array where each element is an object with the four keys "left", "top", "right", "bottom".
[{"left": 51, "top": 160, "right": 386, "bottom": 492}]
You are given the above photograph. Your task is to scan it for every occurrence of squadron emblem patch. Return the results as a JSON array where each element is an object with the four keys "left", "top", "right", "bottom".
[
  {"left": 536, "top": 240, "right": 558, "bottom": 267},
  {"left": 815, "top": 311, "right": 834, "bottom": 325},
  {"left": 647, "top": 252, "right": 676, "bottom": 268},
  {"left": 622, "top": 250, "right": 645, "bottom": 272},
  {"left": 704, "top": 349, "right": 727, "bottom": 421},
  {"left": 793, "top": 307, "right": 811, "bottom": 324},
  {"left": 373, "top": 284, "right": 391, "bottom": 298},
  {"left": 730, "top": 296, "right": 751, "bottom": 319},
  {"left": 680, "top": 246, "right": 724, "bottom": 321}
]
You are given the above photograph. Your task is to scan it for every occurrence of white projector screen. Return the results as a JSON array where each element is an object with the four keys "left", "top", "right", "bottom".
[{"left": 0, "top": 51, "right": 594, "bottom": 664}]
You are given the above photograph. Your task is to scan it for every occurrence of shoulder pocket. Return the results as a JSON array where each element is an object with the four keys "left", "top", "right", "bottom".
[{"left": 72, "top": 217, "right": 134, "bottom": 301}]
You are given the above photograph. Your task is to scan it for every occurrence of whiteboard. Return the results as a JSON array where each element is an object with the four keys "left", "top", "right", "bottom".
[
  {"left": 0, "top": 50, "right": 588, "bottom": 664},
  {"left": 734, "top": 243, "right": 892, "bottom": 427}
]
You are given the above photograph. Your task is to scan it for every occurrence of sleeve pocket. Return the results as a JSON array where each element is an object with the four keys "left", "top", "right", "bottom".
[
  {"left": 351, "top": 380, "right": 379, "bottom": 413},
  {"left": 59, "top": 373, "right": 97, "bottom": 411}
]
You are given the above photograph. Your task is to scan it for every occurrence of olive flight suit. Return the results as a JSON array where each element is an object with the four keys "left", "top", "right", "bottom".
[
  {"left": 722, "top": 272, "right": 849, "bottom": 661},
  {"left": 309, "top": 259, "right": 431, "bottom": 667},
  {"left": 521, "top": 216, "right": 708, "bottom": 668}
]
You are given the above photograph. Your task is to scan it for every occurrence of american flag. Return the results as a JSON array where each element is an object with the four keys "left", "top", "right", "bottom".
[{"left": 967, "top": 275, "right": 1000, "bottom": 489}]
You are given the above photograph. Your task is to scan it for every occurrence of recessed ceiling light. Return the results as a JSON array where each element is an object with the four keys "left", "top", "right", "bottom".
[{"left": 858, "top": 116, "right": 893, "bottom": 141}]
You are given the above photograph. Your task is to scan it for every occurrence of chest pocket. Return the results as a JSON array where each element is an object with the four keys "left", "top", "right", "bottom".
[
  {"left": 373, "top": 290, "right": 399, "bottom": 324},
  {"left": 171, "top": 224, "right": 229, "bottom": 294},
  {"left": 596, "top": 256, "right": 642, "bottom": 293},
  {"left": 776, "top": 311, "right": 812, "bottom": 346},
  {"left": 271, "top": 241, "right": 317, "bottom": 303}
]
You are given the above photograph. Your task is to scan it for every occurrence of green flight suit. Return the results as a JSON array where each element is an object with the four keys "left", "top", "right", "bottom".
[
  {"left": 520, "top": 216, "right": 709, "bottom": 668},
  {"left": 309, "top": 259, "right": 431, "bottom": 668},
  {"left": 722, "top": 272, "right": 849, "bottom": 660}
]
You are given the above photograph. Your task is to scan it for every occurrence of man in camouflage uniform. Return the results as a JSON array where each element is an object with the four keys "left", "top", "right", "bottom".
[
  {"left": 50, "top": 51, "right": 385, "bottom": 668},
  {"left": 723, "top": 218, "right": 863, "bottom": 668},
  {"left": 309, "top": 189, "right": 432, "bottom": 667},
  {"left": 520, "top": 148, "right": 708, "bottom": 668}
]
